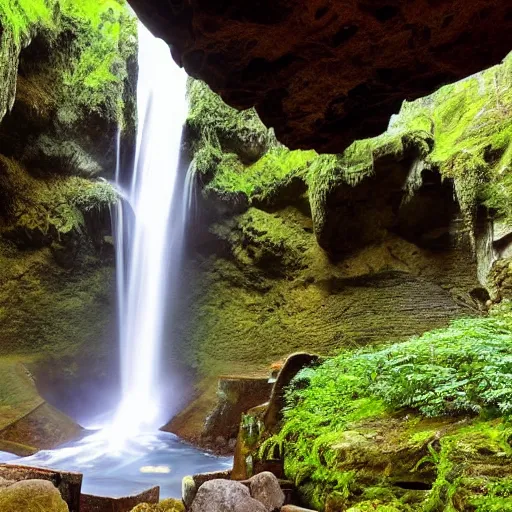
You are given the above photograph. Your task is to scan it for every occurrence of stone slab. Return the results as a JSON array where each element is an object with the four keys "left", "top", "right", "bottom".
[{"left": 80, "top": 486, "right": 160, "bottom": 512}]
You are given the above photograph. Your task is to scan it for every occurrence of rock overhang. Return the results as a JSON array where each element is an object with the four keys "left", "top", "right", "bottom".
[{"left": 127, "top": 0, "right": 512, "bottom": 152}]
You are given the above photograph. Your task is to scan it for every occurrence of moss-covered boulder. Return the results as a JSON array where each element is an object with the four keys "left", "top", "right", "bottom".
[{"left": 0, "top": 479, "right": 69, "bottom": 512}]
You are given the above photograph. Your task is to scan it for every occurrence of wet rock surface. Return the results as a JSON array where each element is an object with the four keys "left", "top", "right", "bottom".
[
  {"left": 127, "top": 0, "right": 512, "bottom": 152},
  {"left": 202, "top": 377, "right": 273, "bottom": 447},
  {"left": 81, "top": 487, "right": 160, "bottom": 512}
]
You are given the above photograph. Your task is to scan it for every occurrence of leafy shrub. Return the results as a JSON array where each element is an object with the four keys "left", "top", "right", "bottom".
[
  {"left": 268, "top": 306, "right": 512, "bottom": 509},
  {"left": 286, "top": 306, "right": 512, "bottom": 422}
]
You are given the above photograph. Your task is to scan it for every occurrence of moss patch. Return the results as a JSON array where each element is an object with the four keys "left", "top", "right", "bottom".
[{"left": 0, "top": 0, "right": 136, "bottom": 126}]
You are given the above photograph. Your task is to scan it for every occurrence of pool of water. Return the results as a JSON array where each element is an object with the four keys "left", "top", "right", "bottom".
[{"left": 0, "top": 431, "right": 231, "bottom": 498}]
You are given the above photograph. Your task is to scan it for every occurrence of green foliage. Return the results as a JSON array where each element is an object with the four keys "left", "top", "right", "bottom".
[
  {"left": 68, "top": 179, "right": 118, "bottom": 212},
  {"left": 472, "top": 478, "right": 512, "bottom": 511},
  {"left": 420, "top": 438, "right": 460, "bottom": 512},
  {"left": 0, "top": 0, "right": 136, "bottom": 125},
  {"left": 347, "top": 502, "right": 403, "bottom": 512},
  {"left": 288, "top": 307, "right": 512, "bottom": 424},
  {"left": 265, "top": 307, "right": 512, "bottom": 509},
  {"left": 0, "top": 0, "right": 55, "bottom": 44},
  {"left": 58, "top": 0, "right": 137, "bottom": 125}
]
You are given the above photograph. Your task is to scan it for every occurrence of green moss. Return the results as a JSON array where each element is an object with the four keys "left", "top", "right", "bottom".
[
  {"left": 0, "top": 0, "right": 136, "bottom": 126},
  {"left": 58, "top": 0, "right": 137, "bottom": 125},
  {"left": 347, "top": 502, "right": 403, "bottom": 512},
  {"left": 472, "top": 478, "right": 512, "bottom": 511},
  {"left": 0, "top": 155, "right": 116, "bottom": 237},
  {"left": 393, "top": 53, "right": 512, "bottom": 229},
  {"left": 187, "top": 78, "right": 271, "bottom": 152},
  {"left": 187, "top": 79, "right": 322, "bottom": 206},
  {"left": 0, "top": 239, "right": 114, "bottom": 356},
  {"left": 0, "top": 0, "right": 55, "bottom": 45},
  {"left": 207, "top": 147, "right": 316, "bottom": 201},
  {"left": 130, "top": 499, "right": 185, "bottom": 512}
]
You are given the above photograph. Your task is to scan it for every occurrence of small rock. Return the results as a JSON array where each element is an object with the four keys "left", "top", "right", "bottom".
[
  {"left": 249, "top": 472, "right": 285, "bottom": 512},
  {"left": 182, "top": 475, "right": 197, "bottom": 508},
  {"left": 0, "top": 479, "right": 68, "bottom": 512},
  {"left": 190, "top": 479, "right": 267, "bottom": 512},
  {"left": 228, "top": 438, "right": 237, "bottom": 451}
]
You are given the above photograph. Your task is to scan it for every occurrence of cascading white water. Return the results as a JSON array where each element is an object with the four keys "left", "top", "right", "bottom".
[{"left": 109, "top": 22, "right": 188, "bottom": 446}]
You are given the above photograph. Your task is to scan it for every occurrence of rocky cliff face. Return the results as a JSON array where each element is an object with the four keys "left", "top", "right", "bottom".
[
  {"left": 166, "top": 53, "right": 512, "bottom": 445},
  {"left": 174, "top": 51, "right": 512, "bottom": 379},
  {"left": 0, "top": 0, "right": 136, "bottom": 439}
]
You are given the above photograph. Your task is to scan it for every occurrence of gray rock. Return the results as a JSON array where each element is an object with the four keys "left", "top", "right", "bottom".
[
  {"left": 0, "top": 479, "right": 69, "bottom": 512},
  {"left": 249, "top": 472, "right": 285, "bottom": 512},
  {"left": 215, "top": 436, "right": 227, "bottom": 448},
  {"left": 190, "top": 479, "right": 267, "bottom": 512}
]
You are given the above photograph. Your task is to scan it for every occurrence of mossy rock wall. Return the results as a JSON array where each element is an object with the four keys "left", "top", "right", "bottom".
[
  {"left": 167, "top": 57, "right": 512, "bottom": 441},
  {"left": 173, "top": 202, "right": 481, "bottom": 380},
  {"left": 0, "top": 0, "right": 136, "bottom": 424},
  {"left": 178, "top": 53, "right": 512, "bottom": 381}
]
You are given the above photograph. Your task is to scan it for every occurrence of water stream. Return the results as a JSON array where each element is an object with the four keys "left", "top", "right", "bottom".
[{"left": 0, "top": 22, "right": 230, "bottom": 498}]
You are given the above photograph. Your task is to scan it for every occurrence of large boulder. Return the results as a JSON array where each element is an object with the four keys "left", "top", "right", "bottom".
[
  {"left": 190, "top": 479, "right": 267, "bottom": 512},
  {"left": 0, "top": 465, "right": 81, "bottom": 512},
  {"left": 249, "top": 472, "right": 285, "bottom": 512},
  {"left": 0, "top": 479, "right": 69, "bottom": 512}
]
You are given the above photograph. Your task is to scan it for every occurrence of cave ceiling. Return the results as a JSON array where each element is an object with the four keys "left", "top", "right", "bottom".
[{"left": 128, "top": 0, "right": 512, "bottom": 152}]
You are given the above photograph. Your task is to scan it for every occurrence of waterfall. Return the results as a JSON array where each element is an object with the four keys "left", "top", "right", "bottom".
[
  {"left": 2, "top": 24, "right": 232, "bottom": 493},
  {"left": 109, "top": 22, "right": 187, "bottom": 447}
]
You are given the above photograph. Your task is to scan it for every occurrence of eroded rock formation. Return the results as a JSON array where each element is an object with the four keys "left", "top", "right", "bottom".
[{"left": 165, "top": 53, "right": 512, "bottom": 448}]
